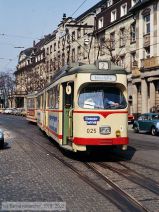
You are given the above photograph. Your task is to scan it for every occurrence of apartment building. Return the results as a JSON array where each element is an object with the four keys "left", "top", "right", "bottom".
[
  {"left": 14, "top": 1, "right": 107, "bottom": 107},
  {"left": 95, "top": 0, "right": 138, "bottom": 114},
  {"left": 14, "top": 36, "right": 50, "bottom": 108},
  {"left": 44, "top": 0, "right": 107, "bottom": 83},
  {"left": 130, "top": 0, "right": 159, "bottom": 114}
]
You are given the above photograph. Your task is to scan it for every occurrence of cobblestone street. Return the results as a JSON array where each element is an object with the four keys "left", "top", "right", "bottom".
[
  {"left": 0, "top": 115, "right": 118, "bottom": 211},
  {"left": 0, "top": 115, "right": 159, "bottom": 211}
]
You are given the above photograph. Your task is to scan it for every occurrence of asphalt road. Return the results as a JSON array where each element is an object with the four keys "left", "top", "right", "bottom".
[{"left": 0, "top": 115, "right": 159, "bottom": 212}]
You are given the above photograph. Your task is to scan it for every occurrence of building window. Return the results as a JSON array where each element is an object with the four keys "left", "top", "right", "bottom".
[
  {"left": 120, "top": 28, "right": 126, "bottom": 47},
  {"left": 99, "top": 36, "right": 105, "bottom": 56},
  {"left": 120, "top": 55, "right": 125, "bottom": 68},
  {"left": 144, "top": 46, "right": 150, "bottom": 58},
  {"left": 58, "top": 55, "right": 60, "bottom": 69},
  {"left": 67, "top": 35, "right": 70, "bottom": 44},
  {"left": 54, "top": 57, "right": 56, "bottom": 70},
  {"left": 62, "top": 53, "right": 65, "bottom": 66},
  {"left": 77, "top": 28, "right": 81, "bottom": 38},
  {"left": 144, "top": 14, "right": 150, "bottom": 34},
  {"left": 77, "top": 46, "right": 81, "bottom": 57},
  {"left": 137, "top": 83, "right": 141, "bottom": 95},
  {"left": 131, "top": 0, "right": 137, "bottom": 7},
  {"left": 111, "top": 9, "right": 117, "bottom": 22},
  {"left": 54, "top": 43, "right": 56, "bottom": 51},
  {"left": 83, "top": 24, "right": 88, "bottom": 35},
  {"left": 98, "top": 17, "right": 104, "bottom": 29},
  {"left": 58, "top": 40, "right": 60, "bottom": 49},
  {"left": 110, "top": 32, "right": 115, "bottom": 50},
  {"left": 62, "top": 38, "right": 65, "bottom": 48},
  {"left": 131, "top": 52, "right": 137, "bottom": 67},
  {"left": 50, "top": 45, "right": 52, "bottom": 54},
  {"left": 77, "top": 46, "right": 82, "bottom": 61},
  {"left": 47, "top": 47, "right": 49, "bottom": 55},
  {"left": 107, "top": 0, "right": 113, "bottom": 7},
  {"left": 130, "top": 22, "right": 136, "bottom": 43},
  {"left": 121, "top": 3, "right": 127, "bottom": 17},
  {"left": 72, "top": 48, "right": 75, "bottom": 62},
  {"left": 72, "top": 31, "right": 75, "bottom": 41},
  {"left": 50, "top": 59, "right": 53, "bottom": 71}
]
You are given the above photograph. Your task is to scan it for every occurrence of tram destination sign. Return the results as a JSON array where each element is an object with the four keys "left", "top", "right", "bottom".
[{"left": 90, "top": 74, "right": 116, "bottom": 82}]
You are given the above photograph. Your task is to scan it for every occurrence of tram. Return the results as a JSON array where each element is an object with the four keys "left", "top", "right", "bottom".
[
  {"left": 26, "top": 91, "right": 38, "bottom": 123},
  {"left": 26, "top": 60, "right": 128, "bottom": 152}
]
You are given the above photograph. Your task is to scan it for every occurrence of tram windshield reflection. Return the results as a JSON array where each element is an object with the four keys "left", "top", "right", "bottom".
[{"left": 78, "top": 84, "right": 127, "bottom": 109}]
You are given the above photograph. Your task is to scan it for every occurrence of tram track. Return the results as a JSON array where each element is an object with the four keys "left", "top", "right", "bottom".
[
  {"left": 113, "top": 152, "right": 159, "bottom": 173},
  {"left": 121, "top": 161, "right": 159, "bottom": 173},
  {"left": 13, "top": 129, "right": 148, "bottom": 212},
  {"left": 95, "top": 162, "right": 159, "bottom": 196}
]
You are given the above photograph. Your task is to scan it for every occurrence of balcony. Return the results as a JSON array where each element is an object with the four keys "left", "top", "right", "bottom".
[
  {"left": 141, "top": 56, "right": 159, "bottom": 69},
  {"left": 132, "top": 67, "right": 141, "bottom": 77}
]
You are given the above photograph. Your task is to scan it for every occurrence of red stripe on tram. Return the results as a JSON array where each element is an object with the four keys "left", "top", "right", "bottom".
[
  {"left": 46, "top": 126, "right": 62, "bottom": 139},
  {"left": 73, "top": 110, "right": 128, "bottom": 118}
]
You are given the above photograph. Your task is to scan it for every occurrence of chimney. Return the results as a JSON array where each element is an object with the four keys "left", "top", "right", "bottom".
[
  {"left": 63, "top": 13, "right": 66, "bottom": 21},
  {"left": 33, "top": 40, "right": 36, "bottom": 47}
]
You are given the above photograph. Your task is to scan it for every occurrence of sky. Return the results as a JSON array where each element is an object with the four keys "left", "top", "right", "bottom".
[{"left": 0, "top": 0, "right": 100, "bottom": 73}]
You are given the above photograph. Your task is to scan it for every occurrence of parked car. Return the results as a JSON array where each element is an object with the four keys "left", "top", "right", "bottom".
[
  {"left": 0, "top": 129, "right": 4, "bottom": 149},
  {"left": 128, "top": 114, "right": 134, "bottom": 124},
  {"left": 133, "top": 113, "right": 159, "bottom": 136},
  {"left": 10, "top": 108, "right": 18, "bottom": 115},
  {"left": 4, "top": 108, "right": 13, "bottom": 114}
]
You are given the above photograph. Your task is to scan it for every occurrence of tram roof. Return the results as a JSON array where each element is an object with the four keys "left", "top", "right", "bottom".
[
  {"left": 34, "top": 61, "right": 127, "bottom": 95},
  {"left": 53, "top": 61, "right": 127, "bottom": 81}
]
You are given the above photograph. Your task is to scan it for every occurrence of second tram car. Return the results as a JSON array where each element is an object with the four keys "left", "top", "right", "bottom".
[
  {"left": 26, "top": 92, "right": 38, "bottom": 123},
  {"left": 26, "top": 60, "right": 128, "bottom": 152}
]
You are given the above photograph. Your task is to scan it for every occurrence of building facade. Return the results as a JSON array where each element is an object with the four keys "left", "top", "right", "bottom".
[
  {"left": 130, "top": 0, "right": 159, "bottom": 114},
  {"left": 14, "top": 36, "right": 50, "bottom": 108},
  {"left": 14, "top": 0, "right": 159, "bottom": 114},
  {"left": 14, "top": 0, "right": 107, "bottom": 108},
  {"left": 95, "top": 0, "right": 137, "bottom": 114}
]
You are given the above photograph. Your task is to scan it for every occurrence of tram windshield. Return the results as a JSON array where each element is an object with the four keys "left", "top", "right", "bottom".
[{"left": 78, "top": 85, "right": 127, "bottom": 109}]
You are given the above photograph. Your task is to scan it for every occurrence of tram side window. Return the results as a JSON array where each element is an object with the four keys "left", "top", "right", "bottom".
[
  {"left": 48, "top": 86, "right": 59, "bottom": 109},
  {"left": 27, "top": 98, "right": 35, "bottom": 109},
  {"left": 48, "top": 89, "right": 53, "bottom": 108},
  {"left": 55, "top": 86, "right": 59, "bottom": 109},
  {"left": 52, "top": 87, "right": 56, "bottom": 109},
  {"left": 37, "top": 96, "right": 41, "bottom": 109},
  {"left": 41, "top": 94, "right": 44, "bottom": 109}
]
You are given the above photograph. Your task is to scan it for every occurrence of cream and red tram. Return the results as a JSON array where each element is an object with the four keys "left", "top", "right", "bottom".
[
  {"left": 28, "top": 60, "right": 128, "bottom": 152},
  {"left": 26, "top": 92, "right": 38, "bottom": 123}
]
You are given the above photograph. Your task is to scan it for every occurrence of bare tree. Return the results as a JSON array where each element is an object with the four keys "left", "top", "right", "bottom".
[
  {"left": 15, "top": 65, "right": 47, "bottom": 95},
  {"left": 96, "top": 28, "right": 130, "bottom": 66},
  {"left": 0, "top": 72, "right": 15, "bottom": 108}
]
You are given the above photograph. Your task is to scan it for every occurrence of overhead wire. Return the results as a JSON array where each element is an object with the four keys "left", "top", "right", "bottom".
[{"left": 71, "top": 0, "right": 89, "bottom": 17}]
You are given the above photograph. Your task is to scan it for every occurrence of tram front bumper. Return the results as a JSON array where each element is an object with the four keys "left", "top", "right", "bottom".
[{"left": 73, "top": 137, "right": 128, "bottom": 146}]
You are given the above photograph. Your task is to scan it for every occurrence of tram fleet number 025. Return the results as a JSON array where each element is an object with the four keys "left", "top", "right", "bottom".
[{"left": 87, "top": 128, "right": 96, "bottom": 133}]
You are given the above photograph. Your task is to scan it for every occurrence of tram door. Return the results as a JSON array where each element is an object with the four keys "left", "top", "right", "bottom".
[{"left": 62, "top": 82, "right": 74, "bottom": 145}]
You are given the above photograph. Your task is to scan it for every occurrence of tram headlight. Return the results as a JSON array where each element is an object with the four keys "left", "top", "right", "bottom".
[
  {"left": 99, "top": 126, "right": 111, "bottom": 135},
  {"left": 116, "top": 130, "right": 121, "bottom": 137}
]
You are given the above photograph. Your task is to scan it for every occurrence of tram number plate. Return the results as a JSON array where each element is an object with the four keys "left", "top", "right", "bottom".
[{"left": 87, "top": 129, "right": 96, "bottom": 133}]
